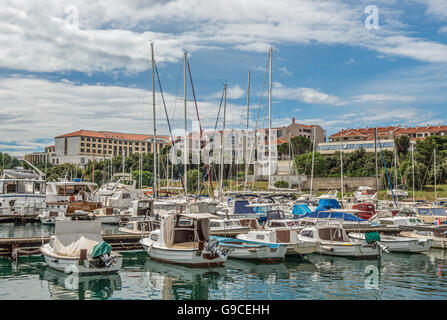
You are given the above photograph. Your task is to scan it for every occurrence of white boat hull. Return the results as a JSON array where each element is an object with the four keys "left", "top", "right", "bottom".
[
  {"left": 350, "top": 233, "right": 431, "bottom": 253},
  {"left": 41, "top": 248, "right": 122, "bottom": 275},
  {"left": 140, "top": 239, "right": 226, "bottom": 267},
  {"left": 318, "top": 241, "right": 380, "bottom": 259}
]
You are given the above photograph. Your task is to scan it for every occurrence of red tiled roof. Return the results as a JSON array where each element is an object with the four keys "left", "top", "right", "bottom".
[
  {"left": 331, "top": 125, "right": 447, "bottom": 140},
  {"left": 56, "top": 130, "right": 170, "bottom": 141}
]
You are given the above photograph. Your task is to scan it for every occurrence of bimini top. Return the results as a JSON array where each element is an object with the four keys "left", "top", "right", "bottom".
[{"left": 295, "top": 209, "right": 367, "bottom": 222}]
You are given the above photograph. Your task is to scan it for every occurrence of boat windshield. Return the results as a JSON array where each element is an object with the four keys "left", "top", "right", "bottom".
[
  {"left": 431, "top": 208, "right": 447, "bottom": 216},
  {"left": 417, "top": 208, "right": 433, "bottom": 216}
]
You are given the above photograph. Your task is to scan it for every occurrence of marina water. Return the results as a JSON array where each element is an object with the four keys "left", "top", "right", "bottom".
[{"left": 1, "top": 223, "right": 447, "bottom": 300}]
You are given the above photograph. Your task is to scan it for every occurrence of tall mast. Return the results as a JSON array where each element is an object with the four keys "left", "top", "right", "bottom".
[
  {"left": 151, "top": 43, "right": 157, "bottom": 199},
  {"left": 434, "top": 148, "right": 437, "bottom": 201},
  {"left": 268, "top": 47, "right": 273, "bottom": 189},
  {"left": 184, "top": 52, "right": 188, "bottom": 196},
  {"left": 244, "top": 70, "right": 250, "bottom": 190},
  {"left": 219, "top": 84, "right": 227, "bottom": 201},
  {"left": 340, "top": 144, "right": 344, "bottom": 200},
  {"left": 310, "top": 126, "right": 316, "bottom": 198},
  {"left": 412, "top": 142, "right": 415, "bottom": 203},
  {"left": 394, "top": 144, "right": 398, "bottom": 192},
  {"left": 375, "top": 127, "right": 378, "bottom": 193}
]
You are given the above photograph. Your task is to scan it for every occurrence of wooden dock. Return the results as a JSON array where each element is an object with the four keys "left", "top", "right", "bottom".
[{"left": 0, "top": 233, "right": 144, "bottom": 258}]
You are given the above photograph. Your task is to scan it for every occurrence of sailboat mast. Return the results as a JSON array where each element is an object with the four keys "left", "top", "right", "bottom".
[
  {"left": 151, "top": 43, "right": 158, "bottom": 199},
  {"left": 244, "top": 70, "right": 250, "bottom": 190},
  {"left": 219, "top": 84, "right": 227, "bottom": 201},
  {"left": 268, "top": 47, "right": 273, "bottom": 189},
  {"left": 184, "top": 52, "right": 188, "bottom": 196},
  {"left": 340, "top": 144, "right": 344, "bottom": 200},
  {"left": 434, "top": 148, "right": 437, "bottom": 201},
  {"left": 412, "top": 142, "right": 415, "bottom": 203},
  {"left": 375, "top": 127, "right": 378, "bottom": 193},
  {"left": 310, "top": 126, "right": 316, "bottom": 198}
]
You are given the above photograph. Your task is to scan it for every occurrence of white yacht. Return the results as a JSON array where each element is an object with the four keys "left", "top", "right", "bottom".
[
  {"left": 95, "top": 173, "right": 146, "bottom": 210},
  {"left": 0, "top": 167, "right": 46, "bottom": 218}
]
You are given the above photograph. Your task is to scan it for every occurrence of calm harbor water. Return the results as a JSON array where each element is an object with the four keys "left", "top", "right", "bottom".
[{"left": 1, "top": 223, "right": 447, "bottom": 300}]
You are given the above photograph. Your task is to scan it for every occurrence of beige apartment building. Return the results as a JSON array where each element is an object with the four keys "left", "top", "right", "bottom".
[{"left": 26, "top": 130, "right": 170, "bottom": 168}]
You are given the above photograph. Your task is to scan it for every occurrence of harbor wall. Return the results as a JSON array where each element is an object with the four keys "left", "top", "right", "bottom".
[{"left": 301, "top": 176, "right": 383, "bottom": 191}]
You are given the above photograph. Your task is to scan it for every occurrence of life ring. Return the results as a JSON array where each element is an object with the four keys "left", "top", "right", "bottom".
[{"left": 91, "top": 215, "right": 96, "bottom": 220}]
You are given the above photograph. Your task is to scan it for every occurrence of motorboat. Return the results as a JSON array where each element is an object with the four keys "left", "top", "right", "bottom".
[
  {"left": 95, "top": 173, "right": 146, "bottom": 210},
  {"left": 236, "top": 228, "right": 318, "bottom": 257},
  {"left": 40, "top": 221, "right": 123, "bottom": 274},
  {"left": 38, "top": 209, "right": 69, "bottom": 225},
  {"left": 348, "top": 232, "right": 431, "bottom": 253},
  {"left": 295, "top": 209, "right": 374, "bottom": 230},
  {"left": 140, "top": 212, "right": 228, "bottom": 267},
  {"left": 118, "top": 219, "right": 159, "bottom": 235},
  {"left": 299, "top": 225, "right": 381, "bottom": 259},
  {"left": 121, "top": 199, "right": 153, "bottom": 221},
  {"left": 211, "top": 235, "right": 287, "bottom": 262},
  {"left": 414, "top": 206, "right": 447, "bottom": 225},
  {"left": 0, "top": 167, "right": 46, "bottom": 217},
  {"left": 354, "top": 186, "right": 377, "bottom": 202},
  {"left": 209, "top": 218, "right": 251, "bottom": 236}
]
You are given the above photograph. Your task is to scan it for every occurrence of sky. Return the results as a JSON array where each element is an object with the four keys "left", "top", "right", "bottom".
[{"left": 2, "top": 0, "right": 447, "bottom": 156}]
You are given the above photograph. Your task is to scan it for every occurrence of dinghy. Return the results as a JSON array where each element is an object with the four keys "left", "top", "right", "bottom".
[{"left": 40, "top": 221, "right": 122, "bottom": 275}]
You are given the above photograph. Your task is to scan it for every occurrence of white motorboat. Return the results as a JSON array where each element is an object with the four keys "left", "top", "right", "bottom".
[
  {"left": 0, "top": 167, "right": 46, "bottom": 217},
  {"left": 140, "top": 212, "right": 228, "bottom": 267},
  {"left": 237, "top": 228, "right": 318, "bottom": 257},
  {"left": 118, "top": 219, "right": 159, "bottom": 235},
  {"left": 354, "top": 186, "right": 377, "bottom": 202},
  {"left": 40, "top": 221, "right": 123, "bottom": 275},
  {"left": 299, "top": 225, "right": 381, "bottom": 259},
  {"left": 95, "top": 173, "right": 146, "bottom": 210},
  {"left": 121, "top": 199, "right": 153, "bottom": 221},
  {"left": 209, "top": 218, "right": 251, "bottom": 236},
  {"left": 348, "top": 232, "right": 431, "bottom": 253},
  {"left": 38, "top": 209, "right": 69, "bottom": 225},
  {"left": 211, "top": 235, "right": 286, "bottom": 262}
]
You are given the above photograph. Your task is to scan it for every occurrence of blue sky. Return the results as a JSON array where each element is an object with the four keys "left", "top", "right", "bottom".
[{"left": 2, "top": 0, "right": 447, "bottom": 156}]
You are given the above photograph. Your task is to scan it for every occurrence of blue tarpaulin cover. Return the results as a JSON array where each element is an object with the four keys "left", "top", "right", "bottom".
[
  {"left": 295, "top": 210, "right": 367, "bottom": 222},
  {"left": 292, "top": 204, "right": 312, "bottom": 216},
  {"left": 315, "top": 199, "right": 341, "bottom": 213},
  {"left": 233, "top": 200, "right": 256, "bottom": 215}
]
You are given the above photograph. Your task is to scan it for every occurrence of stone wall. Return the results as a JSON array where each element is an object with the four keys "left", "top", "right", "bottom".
[{"left": 302, "top": 176, "right": 383, "bottom": 191}]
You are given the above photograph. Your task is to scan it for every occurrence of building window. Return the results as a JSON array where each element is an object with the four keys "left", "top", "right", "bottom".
[
  {"left": 87, "top": 138, "right": 90, "bottom": 141},
  {"left": 81, "top": 137, "right": 85, "bottom": 141},
  {"left": 86, "top": 149, "right": 90, "bottom": 153},
  {"left": 92, "top": 144, "right": 96, "bottom": 148},
  {"left": 81, "top": 148, "right": 85, "bottom": 152},
  {"left": 64, "top": 137, "right": 68, "bottom": 155},
  {"left": 81, "top": 143, "right": 84, "bottom": 146},
  {"left": 92, "top": 138, "right": 96, "bottom": 142}
]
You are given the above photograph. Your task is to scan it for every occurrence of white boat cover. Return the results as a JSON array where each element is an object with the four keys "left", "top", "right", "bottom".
[{"left": 53, "top": 221, "right": 103, "bottom": 256}]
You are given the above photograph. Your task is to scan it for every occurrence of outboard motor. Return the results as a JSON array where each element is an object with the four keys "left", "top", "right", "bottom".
[
  {"left": 98, "top": 253, "right": 112, "bottom": 268},
  {"left": 205, "top": 238, "right": 228, "bottom": 259}
]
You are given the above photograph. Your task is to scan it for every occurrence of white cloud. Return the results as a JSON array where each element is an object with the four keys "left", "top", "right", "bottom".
[
  {"left": 0, "top": 76, "right": 247, "bottom": 155},
  {"left": 273, "top": 82, "right": 345, "bottom": 106},
  {"left": 351, "top": 94, "right": 417, "bottom": 104},
  {"left": 1, "top": 0, "right": 447, "bottom": 74}
]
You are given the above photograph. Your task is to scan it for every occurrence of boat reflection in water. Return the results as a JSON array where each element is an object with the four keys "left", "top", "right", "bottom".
[
  {"left": 139, "top": 259, "right": 227, "bottom": 300},
  {"left": 39, "top": 267, "right": 122, "bottom": 300}
]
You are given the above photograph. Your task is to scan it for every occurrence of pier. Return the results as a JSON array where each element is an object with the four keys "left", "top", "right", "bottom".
[{"left": 0, "top": 233, "right": 144, "bottom": 258}]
